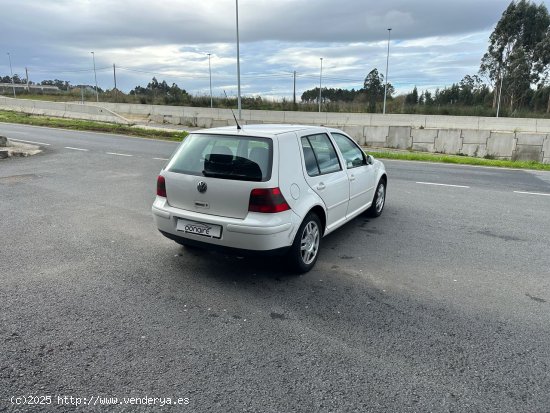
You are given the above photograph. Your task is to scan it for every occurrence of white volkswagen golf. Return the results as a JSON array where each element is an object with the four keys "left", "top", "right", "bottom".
[{"left": 152, "top": 124, "right": 387, "bottom": 273}]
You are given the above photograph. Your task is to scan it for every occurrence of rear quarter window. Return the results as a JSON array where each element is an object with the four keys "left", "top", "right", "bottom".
[{"left": 166, "top": 134, "right": 272, "bottom": 182}]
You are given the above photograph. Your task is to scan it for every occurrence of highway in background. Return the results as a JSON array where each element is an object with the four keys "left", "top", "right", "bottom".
[{"left": 1, "top": 123, "right": 549, "bottom": 412}]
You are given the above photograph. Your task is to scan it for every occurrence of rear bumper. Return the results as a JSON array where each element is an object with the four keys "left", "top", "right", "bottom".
[
  {"left": 159, "top": 230, "right": 290, "bottom": 256},
  {"left": 152, "top": 197, "right": 300, "bottom": 252}
]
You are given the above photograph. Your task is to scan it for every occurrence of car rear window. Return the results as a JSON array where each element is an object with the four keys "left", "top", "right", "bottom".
[{"left": 165, "top": 134, "right": 273, "bottom": 182}]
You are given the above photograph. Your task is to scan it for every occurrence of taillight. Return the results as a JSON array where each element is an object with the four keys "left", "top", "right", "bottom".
[
  {"left": 157, "top": 175, "right": 167, "bottom": 197},
  {"left": 248, "top": 187, "right": 290, "bottom": 213}
]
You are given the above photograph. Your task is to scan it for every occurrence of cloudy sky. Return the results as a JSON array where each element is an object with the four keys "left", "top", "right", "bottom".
[{"left": 1, "top": 0, "right": 545, "bottom": 99}]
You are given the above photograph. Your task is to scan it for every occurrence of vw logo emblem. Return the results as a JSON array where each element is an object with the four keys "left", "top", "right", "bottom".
[{"left": 197, "top": 181, "right": 207, "bottom": 193}]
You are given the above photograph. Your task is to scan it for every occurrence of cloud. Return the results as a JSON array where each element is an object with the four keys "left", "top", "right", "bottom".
[{"left": 0, "top": 0, "right": 534, "bottom": 98}]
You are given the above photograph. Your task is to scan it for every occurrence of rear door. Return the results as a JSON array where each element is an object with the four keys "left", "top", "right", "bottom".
[
  {"left": 164, "top": 134, "right": 273, "bottom": 219},
  {"left": 331, "top": 132, "right": 375, "bottom": 217},
  {"left": 299, "top": 133, "right": 349, "bottom": 230}
]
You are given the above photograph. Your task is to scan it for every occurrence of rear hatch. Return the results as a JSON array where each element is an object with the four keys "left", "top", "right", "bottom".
[{"left": 164, "top": 133, "right": 273, "bottom": 219}]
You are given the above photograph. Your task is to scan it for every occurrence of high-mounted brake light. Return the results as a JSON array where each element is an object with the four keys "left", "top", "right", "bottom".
[
  {"left": 248, "top": 187, "right": 290, "bottom": 213},
  {"left": 157, "top": 175, "right": 167, "bottom": 197}
]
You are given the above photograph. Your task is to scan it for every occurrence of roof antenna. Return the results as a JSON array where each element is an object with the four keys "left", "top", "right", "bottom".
[{"left": 224, "top": 90, "right": 242, "bottom": 130}]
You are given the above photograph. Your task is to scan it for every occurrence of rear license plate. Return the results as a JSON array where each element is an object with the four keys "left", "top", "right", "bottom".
[{"left": 176, "top": 219, "right": 222, "bottom": 239}]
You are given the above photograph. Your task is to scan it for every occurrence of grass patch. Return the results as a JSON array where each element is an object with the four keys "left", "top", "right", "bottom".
[
  {"left": 370, "top": 150, "right": 550, "bottom": 171},
  {"left": 0, "top": 110, "right": 188, "bottom": 142}
]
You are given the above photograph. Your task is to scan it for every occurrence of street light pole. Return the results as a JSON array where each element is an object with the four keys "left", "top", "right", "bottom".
[
  {"left": 319, "top": 57, "right": 323, "bottom": 113},
  {"left": 91, "top": 51, "right": 98, "bottom": 102},
  {"left": 235, "top": 0, "right": 242, "bottom": 120},
  {"left": 293, "top": 70, "right": 296, "bottom": 106},
  {"left": 207, "top": 53, "right": 213, "bottom": 109},
  {"left": 383, "top": 28, "right": 392, "bottom": 114},
  {"left": 7, "top": 52, "right": 16, "bottom": 98}
]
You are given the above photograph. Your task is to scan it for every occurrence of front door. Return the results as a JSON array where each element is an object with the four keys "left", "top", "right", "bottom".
[{"left": 331, "top": 132, "right": 375, "bottom": 218}]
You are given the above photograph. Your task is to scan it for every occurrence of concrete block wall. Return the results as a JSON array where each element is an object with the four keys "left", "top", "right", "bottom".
[
  {"left": 83, "top": 101, "right": 550, "bottom": 132},
  {"left": 336, "top": 124, "right": 548, "bottom": 163},
  {"left": 411, "top": 129, "right": 437, "bottom": 152},
  {"left": 2, "top": 97, "right": 550, "bottom": 163},
  {"left": 435, "top": 129, "right": 462, "bottom": 154},
  {"left": 487, "top": 133, "right": 516, "bottom": 159},
  {"left": 461, "top": 130, "right": 490, "bottom": 158},
  {"left": 543, "top": 138, "right": 550, "bottom": 164},
  {"left": 513, "top": 133, "right": 546, "bottom": 162},
  {"left": 92, "top": 102, "right": 550, "bottom": 133},
  {"left": 364, "top": 126, "right": 389, "bottom": 147},
  {"left": 355, "top": 126, "right": 548, "bottom": 163},
  {"left": 387, "top": 127, "right": 412, "bottom": 149},
  {"left": 0, "top": 97, "right": 130, "bottom": 124}
]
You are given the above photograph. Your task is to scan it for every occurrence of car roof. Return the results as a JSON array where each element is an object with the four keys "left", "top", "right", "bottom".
[{"left": 193, "top": 124, "right": 334, "bottom": 138}]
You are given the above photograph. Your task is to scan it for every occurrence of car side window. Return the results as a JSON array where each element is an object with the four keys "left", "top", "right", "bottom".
[
  {"left": 331, "top": 133, "right": 367, "bottom": 169},
  {"left": 301, "top": 134, "right": 341, "bottom": 177}
]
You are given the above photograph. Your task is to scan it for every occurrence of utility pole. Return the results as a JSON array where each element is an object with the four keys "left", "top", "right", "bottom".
[
  {"left": 113, "top": 63, "right": 117, "bottom": 103},
  {"left": 91, "top": 51, "right": 98, "bottom": 102},
  {"left": 293, "top": 70, "right": 296, "bottom": 107},
  {"left": 383, "top": 28, "right": 392, "bottom": 114},
  {"left": 25, "top": 67, "right": 29, "bottom": 92},
  {"left": 319, "top": 58, "right": 323, "bottom": 113},
  {"left": 235, "top": 0, "right": 242, "bottom": 120},
  {"left": 7, "top": 52, "right": 16, "bottom": 98}
]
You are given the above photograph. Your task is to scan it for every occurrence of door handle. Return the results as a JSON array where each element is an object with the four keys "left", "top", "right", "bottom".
[
  {"left": 317, "top": 183, "right": 326, "bottom": 190},
  {"left": 349, "top": 174, "right": 356, "bottom": 181}
]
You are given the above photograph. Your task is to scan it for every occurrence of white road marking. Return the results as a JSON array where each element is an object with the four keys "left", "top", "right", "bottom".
[
  {"left": 65, "top": 146, "right": 89, "bottom": 152},
  {"left": 416, "top": 181, "right": 470, "bottom": 188},
  {"left": 9, "top": 138, "right": 51, "bottom": 146},
  {"left": 106, "top": 152, "right": 133, "bottom": 157},
  {"left": 153, "top": 157, "right": 169, "bottom": 161},
  {"left": 514, "top": 191, "right": 550, "bottom": 197}
]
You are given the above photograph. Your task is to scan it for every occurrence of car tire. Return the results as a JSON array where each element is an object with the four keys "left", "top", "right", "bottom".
[
  {"left": 288, "top": 213, "right": 322, "bottom": 274},
  {"left": 367, "top": 179, "right": 386, "bottom": 217}
]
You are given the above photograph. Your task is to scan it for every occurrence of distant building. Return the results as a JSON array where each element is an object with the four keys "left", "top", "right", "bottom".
[{"left": 0, "top": 83, "right": 61, "bottom": 94}]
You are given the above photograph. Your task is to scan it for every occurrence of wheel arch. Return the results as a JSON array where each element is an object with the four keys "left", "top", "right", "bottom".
[{"left": 307, "top": 205, "right": 327, "bottom": 236}]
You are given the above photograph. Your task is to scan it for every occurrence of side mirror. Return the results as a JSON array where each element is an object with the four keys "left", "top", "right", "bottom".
[{"left": 366, "top": 155, "right": 374, "bottom": 165}]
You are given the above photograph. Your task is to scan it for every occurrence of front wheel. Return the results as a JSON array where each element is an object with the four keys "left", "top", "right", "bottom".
[
  {"left": 288, "top": 213, "right": 322, "bottom": 273},
  {"left": 367, "top": 180, "right": 386, "bottom": 217}
]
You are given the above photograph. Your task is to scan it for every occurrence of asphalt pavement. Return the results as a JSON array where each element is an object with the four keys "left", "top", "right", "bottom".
[{"left": 1, "top": 123, "right": 549, "bottom": 412}]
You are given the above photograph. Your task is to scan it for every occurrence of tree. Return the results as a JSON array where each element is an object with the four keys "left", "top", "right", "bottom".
[
  {"left": 300, "top": 87, "right": 320, "bottom": 103},
  {"left": 299, "top": 69, "right": 392, "bottom": 110},
  {"left": 405, "top": 86, "right": 419, "bottom": 105},
  {"left": 1, "top": 74, "right": 24, "bottom": 84},
  {"left": 41, "top": 79, "right": 70, "bottom": 90},
  {"left": 128, "top": 78, "right": 190, "bottom": 104},
  {"left": 534, "top": 25, "right": 550, "bottom": 111},
  {"left": 363, "top": 69, "right": 392, "bottom": 112},
  {"left": 459, "top": 75, "right": 489, "bottom": 105},
  {"left": 424, "top": 91, "right": 434, "bottom": 105},
  {"left": 480, "top": 0, "right": 550, "bottom": 111}
]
